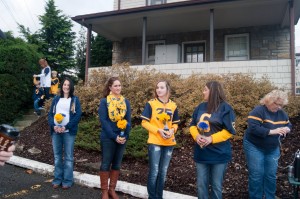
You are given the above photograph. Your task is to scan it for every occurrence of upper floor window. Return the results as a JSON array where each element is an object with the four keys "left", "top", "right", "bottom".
[
  {"left": 148, "top": 0, "right": 166, "bottom": 6},
  {"left": 225, "top": 33, "right": 249, "bottom": 61}
]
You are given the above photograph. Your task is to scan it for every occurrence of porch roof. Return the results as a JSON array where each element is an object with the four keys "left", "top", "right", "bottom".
[{"left": 72, "top": 0, "right": 300, "bottom": 41}]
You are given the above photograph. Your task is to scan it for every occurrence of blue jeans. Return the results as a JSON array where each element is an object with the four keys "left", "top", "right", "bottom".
[
  {"left": 52, "top": 132, "right": 76, "bottom": 187},
  {"left": 100, "top": 138, "right": 126, "bottom": 171},
  {"left": 196, "top": 162, "right": 227, "bottom": 199},
  {"left": 147, "top": 144, "right": 174, "bottom": 199},
  {"left": 33, "top": 98, "right": 42, "bottom": 115},
  {"left": 243, "top": 138, "right": 280, "bottom": 199}
]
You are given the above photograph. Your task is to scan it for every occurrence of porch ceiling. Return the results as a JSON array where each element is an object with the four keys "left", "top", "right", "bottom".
[{"left": 72, "top": 0, "right": 300, "bottom": 41}]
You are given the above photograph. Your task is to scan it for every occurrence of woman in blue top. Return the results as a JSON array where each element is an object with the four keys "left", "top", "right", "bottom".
[
  {"left": 98, "top": 77, "right": 131, "bottom": 199},
  {"left": 189, "top": 81, "right": 236, "bottom": 199},
  {"left": 243, "top": 90, "right": 291, "bottom": 199},
  {"left": 48, "top": 77, "right": 82, "bottom": 190}
]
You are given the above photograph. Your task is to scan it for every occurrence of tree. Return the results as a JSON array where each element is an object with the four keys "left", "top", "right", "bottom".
[
  {"left": 39, "top": 0, "right": 76, "bottom": 74},
  {"left": 91, "top": 35, "right": 112, "bottom": 67},
  {"left": 75, "top": 26, "right": 86, "bottom": 81}
]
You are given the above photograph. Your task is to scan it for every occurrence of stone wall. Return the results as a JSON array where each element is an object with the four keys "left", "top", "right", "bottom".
[
  {"left": 112, "top": 25, "right": 290, "bottom": 65},
  {"left": 90, "top": 59, "right": 292, "bottom": 91}
]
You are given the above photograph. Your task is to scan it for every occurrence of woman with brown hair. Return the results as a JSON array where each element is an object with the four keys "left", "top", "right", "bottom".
[
  {"left": 189, "top": 81, "right": 236, "bottom": 199},
  {"left": 98, "top": 77, "right": 131, "bottom": 199}
]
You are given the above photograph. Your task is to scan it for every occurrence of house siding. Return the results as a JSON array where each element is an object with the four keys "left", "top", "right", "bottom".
[
  {"left": 113, "top": 0, "right": 190, "bottom": 10},
  {"left": 112, "top": 25, "right": 290, "bottom": 65}
]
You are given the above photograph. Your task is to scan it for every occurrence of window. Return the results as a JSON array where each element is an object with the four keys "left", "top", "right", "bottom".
[
  {"left": 225, "top": 33, "right": 249, "bottom": 61},
  {"left": 183, "top": 42, "right": 205, "bottom": 63},
  {"left": 148, "top": 0, "right": 166, "bottom": 5},
  {"left": 146, "top": 40, "right": 165, "bottom": 64}
]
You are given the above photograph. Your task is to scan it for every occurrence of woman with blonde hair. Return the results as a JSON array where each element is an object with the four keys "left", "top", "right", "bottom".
[
  {"left": 243, "top": 90, "right": 292, "bottom": 199},
  {"left": 140, "top": 80, "right": 180, "bottom": 199}
]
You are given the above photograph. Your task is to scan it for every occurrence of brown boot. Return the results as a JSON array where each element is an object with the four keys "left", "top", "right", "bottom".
[
  {"left": 108, "top": 170, "right": 120, "bottom": 199},
  {"left": 99, "top": 171, "right": 109, "bottom": 199}
]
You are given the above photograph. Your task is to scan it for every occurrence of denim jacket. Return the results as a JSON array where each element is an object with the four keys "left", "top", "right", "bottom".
[{"left": 48, "top": 96, "right": 82, "bottom": 135}]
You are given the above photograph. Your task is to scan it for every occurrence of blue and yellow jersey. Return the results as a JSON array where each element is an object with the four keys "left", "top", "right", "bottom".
[
  {"left": 140, "top": 98, "right": 180, "bottom": 146},
  {"left": 244, "top": 105, "right": 292, "bottom": 150},
  {"left": 189, "top": 101, "right": 236, "bottom": 164}
]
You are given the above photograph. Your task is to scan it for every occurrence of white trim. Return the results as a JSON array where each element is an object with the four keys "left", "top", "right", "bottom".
[
  {"left": 181, "top": 40, "right": 206, "bottom": 63},
  {"left": 146, "top": 40, "right": 165, "bottom": 64},
  {"left": 224, "top": 33, "right": 250, "bottom": 61}
]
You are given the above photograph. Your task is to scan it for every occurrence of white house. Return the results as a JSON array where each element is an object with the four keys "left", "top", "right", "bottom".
[{"left": 72, "top": 0, "right": 300, "bottom": 94}]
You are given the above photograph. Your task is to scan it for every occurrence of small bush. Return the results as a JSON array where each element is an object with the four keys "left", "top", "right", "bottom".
[
  {"left": 125, "top": 125, "right": 148, "bottom": 159},
  {"left": 76, "top": 117, "right": 100, "bottom": 151}
]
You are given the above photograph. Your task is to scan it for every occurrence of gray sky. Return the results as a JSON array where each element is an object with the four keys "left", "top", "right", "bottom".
[{"left": 0, "top": 0, "right": 299, "bottom": 51}]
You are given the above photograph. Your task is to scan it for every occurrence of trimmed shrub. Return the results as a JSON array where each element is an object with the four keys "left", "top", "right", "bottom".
[
  {"left": 75, "top": 64, "right": 300, "bottom": 141},
  {"left": 0, "top": 38, "right": 40, "bottom": 123},
  {"left": 76, "top": 117, "right": 100, "bottom": 151}
]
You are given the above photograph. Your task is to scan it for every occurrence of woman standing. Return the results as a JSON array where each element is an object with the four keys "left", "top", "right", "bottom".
[
  {"left": 243, "top": 90, "right": 291, "bottom": 199},
  {"left": 189, "top": 81, "right": 236, "bottom": 199},
  {"left": 98, "top": 77, "right": 131, "bottom": 199},
  {"left": 140, "top": 80, "right": 180, "bottom": 199},
  {"left": 34, "top": 58, "right": 51, "bottom": 100},
  {"left": 48, "top": 77, "right": 82, "bottom": 189}
]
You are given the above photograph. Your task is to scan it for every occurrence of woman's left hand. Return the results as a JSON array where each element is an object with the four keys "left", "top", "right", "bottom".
[
  {"left": 116, "top": 136, "right": 126, "bottom": 144},
  {"left": 202, "top": 136, "right": 213, "bottom": 147}
]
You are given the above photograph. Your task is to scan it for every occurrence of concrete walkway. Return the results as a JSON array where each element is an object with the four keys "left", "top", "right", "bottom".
[
  {"left": 9, "top": 110, "right": 197, "bottom": 199},
  {"left": 14, "top": 109, "right": 43, "bottom": 131}
]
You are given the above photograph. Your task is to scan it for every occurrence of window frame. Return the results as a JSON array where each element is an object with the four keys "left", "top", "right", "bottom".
[
  {"left": 224, "top": 33, "right": 250, "bottom": 61},
  {"left": 182, "top": 40, "right": 206, "bottom": 63}
]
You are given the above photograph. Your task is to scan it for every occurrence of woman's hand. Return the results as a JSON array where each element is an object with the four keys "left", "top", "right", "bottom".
[
  {"left": 54, "top": 126, "right": 65, "bottom": 133},
  {"left": 269, "top": 127, "right": 290, "bottom": 137},
  {"left": 158, "top": 129, "right": 168, "bottom": 139},
  {"left": 164, "top": 128, "right": 175, "bottom": 139},
  {"left": 196, "top": 134, "right": 212, "bottom": 147},
  {"left": 116, "top": 136, "right": 126, "bottom": 144},
  {"left": 0, "top": 145, "right": 15, "bottom": 166}
]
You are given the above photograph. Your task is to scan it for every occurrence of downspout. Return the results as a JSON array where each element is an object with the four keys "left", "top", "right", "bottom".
[
  {"left": 142, "top": 17, "right": 147, "bottom": 65},
  {"left": 85, "top": 24, "right": 92, "bottom": 85},
  {"left": 289, "top": 0, "right": 295, "bottom": 95},
  {"left": 118, "top": 0, "right": 121, "bottom": 10},
  {"left": 210, "top": 9, "right": 214, "bottom": 62}
]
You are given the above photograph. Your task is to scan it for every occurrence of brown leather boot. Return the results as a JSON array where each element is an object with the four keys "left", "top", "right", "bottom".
[
  {"left": 99, "top": 171, "right": 109, "bottom": 199},
  {"left": 108, "top": 170, "right": 120, "bottom": 199}
]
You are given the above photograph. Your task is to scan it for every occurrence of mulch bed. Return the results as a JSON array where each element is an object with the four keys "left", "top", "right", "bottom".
[{"left": 15, "top": 116, "right": 300, "bottom": 198}]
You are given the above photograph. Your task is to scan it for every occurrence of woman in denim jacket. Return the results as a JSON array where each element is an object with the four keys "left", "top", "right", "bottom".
[{"left": 48, "top": 77, "right": 82, "bottom": 190}]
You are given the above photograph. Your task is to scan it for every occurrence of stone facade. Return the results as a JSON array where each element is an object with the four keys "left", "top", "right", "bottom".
[
  {"left": 90, "top": 59, "right": 292, "bottom": 91},
  {"left": 112, "top": 25, "right": 291, "bottom": 65}
]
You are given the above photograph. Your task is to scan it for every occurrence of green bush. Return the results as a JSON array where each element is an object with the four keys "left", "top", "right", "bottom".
[
  {"left": 125, "top": 125, "right": 148, "bottom": 159},
  {"left": 76, "top": 117, "right": 148, "bottom": 159},
  {"left": 0, "top": 38, "right": 40, "bottom": 123},
  {"left": 76, "top": 117, "right": 100, "bottom": 151}
]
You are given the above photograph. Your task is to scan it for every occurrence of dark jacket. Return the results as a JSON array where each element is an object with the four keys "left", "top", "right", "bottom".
[
  {"left": 48, "top": 96, "right": 82, "bottom": 135},
  {"left": 98, "top": 98, "right": 131, "bottom": 140}
]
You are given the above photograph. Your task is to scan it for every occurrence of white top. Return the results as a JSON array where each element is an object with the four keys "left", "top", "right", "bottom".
[
  {"left": 37, "top": 66, "right": 51, "bottom": 87},
  {"left": 54, "top": 98, "right": 71, "bottom": 132}
]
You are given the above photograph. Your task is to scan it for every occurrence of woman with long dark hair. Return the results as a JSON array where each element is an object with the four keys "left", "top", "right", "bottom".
[
  {"left": 189, "top": 81, "right": 236, "bottom": 199},
  {"left": 48, "top": 77, "right": 82, "bottom": 190}
]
